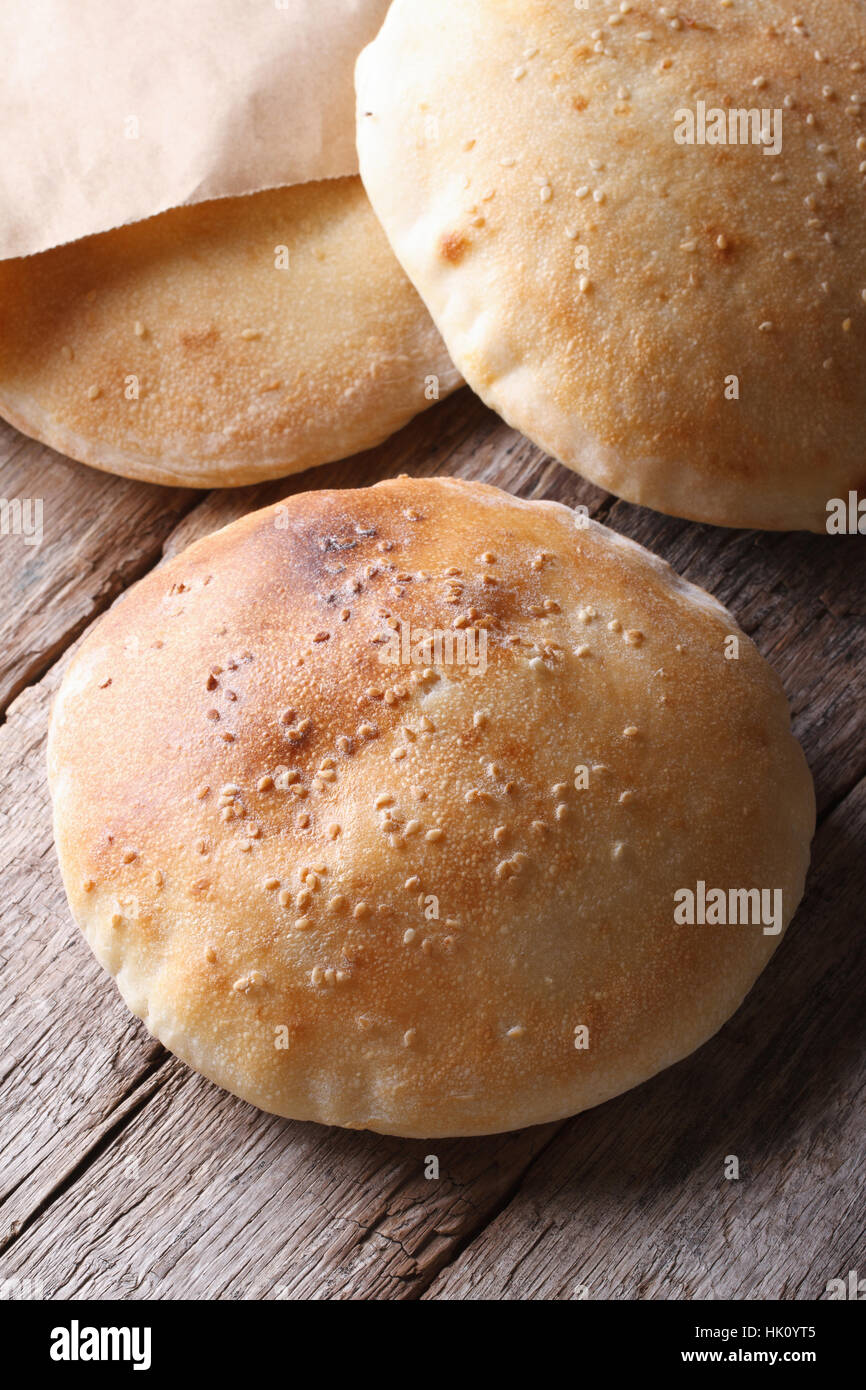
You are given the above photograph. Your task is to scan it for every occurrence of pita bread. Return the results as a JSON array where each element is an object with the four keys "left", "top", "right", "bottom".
[
  {"left": 49, "top": 476, "right": 814, "bottom": 1137},
  {"left": 357, "top": 0, "right": 866, "bottom": 530},
  {"left": 0, "top": 178, "right": 459, "bottom": 487}
]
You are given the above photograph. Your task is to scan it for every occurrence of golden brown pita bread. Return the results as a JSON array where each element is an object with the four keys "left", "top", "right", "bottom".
[
  {"left": 357, "top": 1, "right": 866, "bottom": 530},
  {"left": 49, "top": 476, "right": 814, "bottom": 1136},
  {"left": 0, "top": 177, "right": 459, "bottom": 486}
]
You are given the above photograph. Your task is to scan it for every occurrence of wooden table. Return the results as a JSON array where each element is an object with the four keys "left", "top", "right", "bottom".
[{"left": 1, "top": 389, "right": 863, "bottom": 1301}]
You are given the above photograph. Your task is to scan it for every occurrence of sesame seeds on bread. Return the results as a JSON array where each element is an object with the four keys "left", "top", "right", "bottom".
[
  {"left": 48, "top": 476, "right": 814, "bottom": 1136},
  {"left": 356, "top": 1, "right": 866, "bottom": 531},
  {"left": 0, "top": 178, "right": 460, "bottom": 487}
]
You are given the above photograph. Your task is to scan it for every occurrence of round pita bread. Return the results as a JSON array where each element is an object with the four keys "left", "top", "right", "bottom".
[
  {"left": 356, "top": 1, "right": 866, "bottom": 530},
  {"left": 49, "top": 476, "right": 814, "bottom": 1137},
  {"left": 0, "top": 177, "right": 459, "bottom": 487}
]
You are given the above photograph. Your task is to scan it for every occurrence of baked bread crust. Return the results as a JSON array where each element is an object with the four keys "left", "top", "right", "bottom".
[
  {"left": 0, "top": 178, "right": 459, "bottom": 487},
  {"left": 356, "top": 1, "right": 866, "bottom": 530},
  {"left": 49, "top": 477, "right": 815, "bottom": 1136}
]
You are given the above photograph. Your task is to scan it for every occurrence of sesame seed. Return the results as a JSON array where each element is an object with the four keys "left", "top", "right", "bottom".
[{"left": 233, "top": 973, "right": 264, "bottom": 995}]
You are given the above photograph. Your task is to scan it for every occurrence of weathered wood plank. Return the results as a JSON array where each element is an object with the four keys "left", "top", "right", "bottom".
[
  {"left": 424, "top": 776, "right": 866, "bottom": 1301},
  {"left": 1, "top": 390, "right": 863, "bottom": 1300},
  {"left": 0, "top": 1059, "right": 558, "bottom": 1299},
  {"left": 0, "top": 420, "right": 197, "bottom": 716},
  {"left": 0, "top": 668, "right": 169, "bottom": 1241}
]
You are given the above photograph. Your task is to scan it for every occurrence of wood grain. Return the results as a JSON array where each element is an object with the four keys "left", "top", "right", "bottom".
[
  {"left": 0, "top": 420, "right": 198, "bottom": 717},
  {"left": 0, "top": 392, "right": 862, "bottom": 1300},
  {"left": 0, "top": 668, "right": 166, "bottom": 1239}
]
